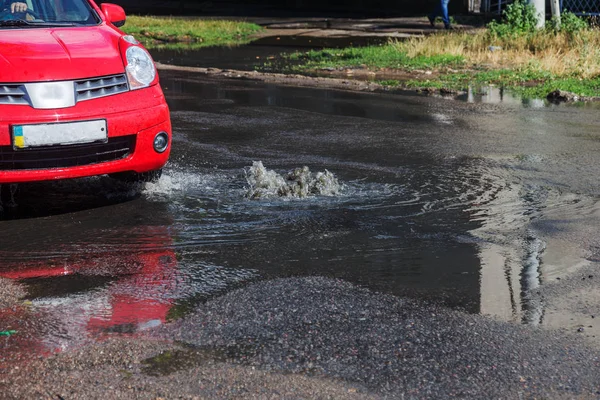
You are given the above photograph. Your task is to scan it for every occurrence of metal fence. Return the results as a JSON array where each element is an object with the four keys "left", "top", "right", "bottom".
[
  {"left": 480, "top": 0, "right": 507, "bottom": 14},
  {"left": 479, "top": 0, "right": 600, "bottom": 15},
  {"left": 561, "top": 0, "right": 600, "bottom": 15}
]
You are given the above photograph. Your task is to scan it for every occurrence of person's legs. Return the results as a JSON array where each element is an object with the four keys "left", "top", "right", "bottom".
[
  {"left": 429, "top": 0, "right": 451, "bottom": 28},
  {"left": 428, "top": 1, "right": 442, "bottom": 26},
  {"left": 427, "top": 14, "right": 435, "bottom": 26},
  {"left": 441, "top": 0, "right": 451, "bottom": 28}
]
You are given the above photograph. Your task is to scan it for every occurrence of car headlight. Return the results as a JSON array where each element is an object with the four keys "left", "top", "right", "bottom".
[{"left": 125, "top": 46, "right": 156, "bottom": 90}]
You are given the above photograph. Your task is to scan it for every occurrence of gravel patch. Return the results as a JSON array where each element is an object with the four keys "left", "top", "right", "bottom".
[
  {"left": 157, "top": 276, "right": 600, "bottom": 399},
  {"left": 0, "top": 278, "right": 26, "bottom": 309},
  {"left": 0, "top": 339, "right": 377, "bottom": 399}
]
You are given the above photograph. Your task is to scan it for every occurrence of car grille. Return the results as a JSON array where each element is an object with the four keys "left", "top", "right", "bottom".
[
  {"left": 0, "top": 74, "right": 129, "bottom": 107},
  {"left": 75, "top": 74, "right": 129, "bottom": 102},
  {"left": 0, "top": 135, "right": 135, "bottom": 170},
  {"left": 0, "top": 84, "right": 28, "bottom": 105}
]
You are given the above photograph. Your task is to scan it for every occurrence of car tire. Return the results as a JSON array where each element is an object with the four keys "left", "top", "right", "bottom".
[{"left": 110, "top": 169, "right": 162, "bottom": 184}]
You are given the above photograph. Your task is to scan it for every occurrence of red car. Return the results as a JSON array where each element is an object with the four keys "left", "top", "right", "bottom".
[{"left": 0, "top": 0, "right": 171, "bottom": 184}]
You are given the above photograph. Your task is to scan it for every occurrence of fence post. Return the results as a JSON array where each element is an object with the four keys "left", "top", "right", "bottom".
[
  {"left": 550, "top": 0, "right": 561, "bottom": 27},
  {"left": 528, "top": 0, "right": 546, "bottom": 28}
]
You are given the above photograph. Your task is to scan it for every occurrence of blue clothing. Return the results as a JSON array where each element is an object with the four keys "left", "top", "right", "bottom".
[{"left": 429, "top": 0, "right": 451, "bottom": 29}]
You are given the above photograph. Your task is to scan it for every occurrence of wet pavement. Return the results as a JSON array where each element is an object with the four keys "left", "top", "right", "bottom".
[
  {"left": 149, "top": 33, "right": 389, "bottom": 71},
  {"left": 3, "top": 70, "right": 600, "bottom": 396},
  {"left": 150, "top": 43, "right": 302, "bottom": 72}
]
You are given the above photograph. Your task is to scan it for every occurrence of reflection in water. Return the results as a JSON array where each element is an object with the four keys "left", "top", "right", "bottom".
[
  {"left": 522, "top": 236, "right": 545, "bottom": 325},
  {"left": 0, "top": 235, "right": 256, "bottom": 362},
  {"left": 468, "top": 167, "right": 600, "bottom": 327},
  {"left": 467, "top": 167, "right": 549, "bottom": 325},
  {"left": 0, "top": 226, "right": 176, "bottom": 360},
  {"left": 0, "top": 185, "right": 257, "bottom": 363},
  {"left": 460, "top": 86, "right": 547, "bottom": 107}
]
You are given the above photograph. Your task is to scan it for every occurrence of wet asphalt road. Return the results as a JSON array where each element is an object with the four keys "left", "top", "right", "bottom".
[{"left": 4, "top": 70, "right": 600, "bottom": 397}]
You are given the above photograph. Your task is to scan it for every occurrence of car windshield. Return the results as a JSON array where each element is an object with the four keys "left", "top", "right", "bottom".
[{"left": 0, "top": 0, "right": 99, "bottom": 26}]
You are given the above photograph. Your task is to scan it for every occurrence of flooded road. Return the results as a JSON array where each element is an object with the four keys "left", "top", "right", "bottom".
[{"left": 3, "top": 70, "right": 600, "bottom": 380}]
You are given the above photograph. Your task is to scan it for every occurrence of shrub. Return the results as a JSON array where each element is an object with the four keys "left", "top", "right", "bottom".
[
  {"left": 548, "top": 11, "right": 589, "bottom": 34},
  {"left": 488, "top": 0, "right": 538, "bottom": 38}
]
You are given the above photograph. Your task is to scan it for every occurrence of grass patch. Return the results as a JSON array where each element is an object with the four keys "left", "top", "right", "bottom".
[
  {"left": 403, "top": 28, "right": 600, "bottom": 98},
  {"left": 289, "top": 45, "right": 465, "bottom": 71},
  {"left": 402, "top": 29, "right": 600, "bottom": 78},
  {"left": 122, "top": 16, "right": 263, "bottom": 49}
]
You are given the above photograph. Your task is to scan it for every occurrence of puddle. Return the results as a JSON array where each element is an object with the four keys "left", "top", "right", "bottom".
[
  {"left": 0, "top": 206, "right": 258, "bottom": 363},
  {"left": 456, "top": 86, "right": 549, "bottom": 107},
  {"left": 151, "top": 45, "right": 298, "bottom": 71},
  {"left": 149, "top": 35, "right": 387, "bottom": 72},
  {"left": 251, "top": 34, "right": 389, "bottom": 48}
]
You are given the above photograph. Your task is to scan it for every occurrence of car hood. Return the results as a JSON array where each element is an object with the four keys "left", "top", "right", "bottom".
[{"left": 0, "top": 25, "right": 125, "bottom": 82}]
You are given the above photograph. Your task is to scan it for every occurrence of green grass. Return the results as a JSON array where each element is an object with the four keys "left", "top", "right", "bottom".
[
  {"left": 122, "top": 16, "right": 263, "bottom": 49},
  {"left": 288, "top": 45, "right": 465, "bottom": 71}
]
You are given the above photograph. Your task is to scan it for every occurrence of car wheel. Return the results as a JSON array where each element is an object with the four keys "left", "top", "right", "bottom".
[{"left": 110, "top": 169, "right": 162, "bottom": 184}]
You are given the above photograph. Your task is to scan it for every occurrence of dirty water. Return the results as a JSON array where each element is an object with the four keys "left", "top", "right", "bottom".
[
  {"left": 149, "top": 35, "right": 387, "bottom": 72},
  {"left": 3, "top": 69, "right": 600, "bottom": 364},
  {"left": 252, "top": 34, "right": 389, "bottom": 49},
  {"left": 151, "top": 45, "right": 297, "bottom": 71}
]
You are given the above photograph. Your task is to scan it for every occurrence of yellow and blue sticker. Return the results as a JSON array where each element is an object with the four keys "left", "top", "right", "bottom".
[{"left": 13, "top": 126, "right": 24, "bottom": 149}]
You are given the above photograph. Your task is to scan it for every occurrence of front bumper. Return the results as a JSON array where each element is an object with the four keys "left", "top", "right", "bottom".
[{"left": 0, "top": 84, "right": 171, "bottom": 184}]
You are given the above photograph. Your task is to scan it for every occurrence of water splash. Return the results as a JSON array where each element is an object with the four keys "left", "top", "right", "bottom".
[
  {"left": 244, "top": 161, "right": 342, "bottom": 199},
  {"left": 143, "top": 169, "right": 216, "bottom": 202},
  {"left": 143, "top": 173, "right": 184, "bottom": 200}
]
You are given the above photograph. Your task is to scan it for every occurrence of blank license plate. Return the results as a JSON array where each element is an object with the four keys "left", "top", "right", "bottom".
[{"left": 12, "top": 120, "right": 107, "bottom": 149}]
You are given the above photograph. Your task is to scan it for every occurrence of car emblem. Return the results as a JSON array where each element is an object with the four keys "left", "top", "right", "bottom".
[{"left": 24, "top": 81, "right": 76, "bottom": 109}]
